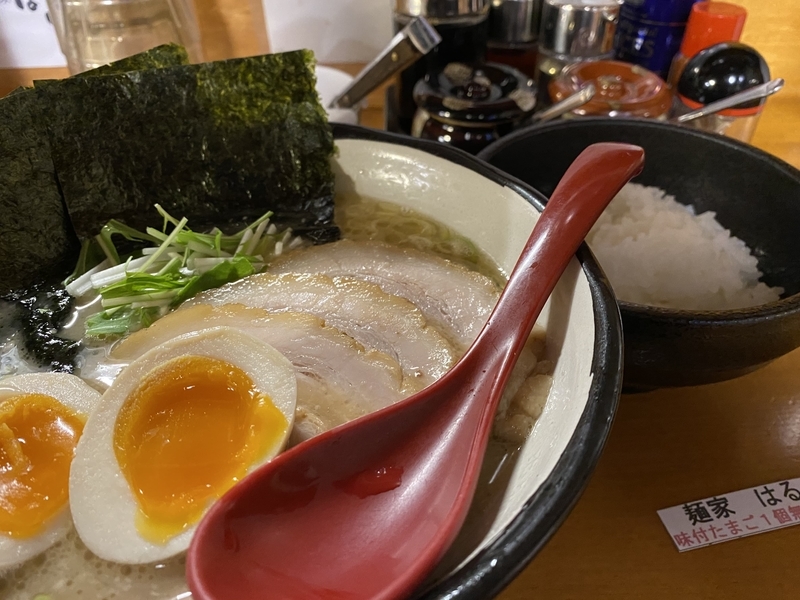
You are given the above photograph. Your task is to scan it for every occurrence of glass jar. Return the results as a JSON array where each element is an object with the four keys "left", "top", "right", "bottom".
[
  {"left": 412, "top": 62, "right": 537, "bottom": 155},
  {"left": 549, "top": 59, "right": 672, "bottom": 119}
]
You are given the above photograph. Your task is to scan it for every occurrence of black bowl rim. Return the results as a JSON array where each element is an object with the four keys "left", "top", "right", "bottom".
[
  {"left": 477, "top": 117, "right": 800, "bottom": 326},
  {"left": 332, "top": 123, "right": 623, "bottom": 599}
]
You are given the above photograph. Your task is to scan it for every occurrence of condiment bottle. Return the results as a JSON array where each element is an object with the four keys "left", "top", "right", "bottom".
[
  {"left": 486, "top": 0, "right": 543, "bottom": 78},
  {"left": 674, "top": 42, "right": 769, "bottom": 143},
  {"left": 391, "top": 0, "right": 491, "bottom": 134},
  {"left": 535, "top": 0, "right": 622, "bottom": 109},
  {"left": 613, "top": 0, "right": 700, "bottom": 80},
  {"left": 549, "top": 60, "right": 671, "bottom": 119},
  {"left": 666, "top": 1, "right": 747, "bottom": 88},
  {"left": 411, "top": 62, "right": 537, "bottom": 155}
]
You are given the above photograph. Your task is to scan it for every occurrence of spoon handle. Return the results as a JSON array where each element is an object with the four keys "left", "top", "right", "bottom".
[
  {"left": 473, "top": 144, "right": 644, "bottom": 374},
  {"left": 531, "top": 83, "right": 596, "bottom": 124},
  {"left": 674, "top": 78, "right": 785, "bottom": 124}
]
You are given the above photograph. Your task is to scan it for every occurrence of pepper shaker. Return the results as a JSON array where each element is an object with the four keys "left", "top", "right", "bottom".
[
  {"left": 487, "top": 0, "right": 544, "bottom": 78},
  {"left": 535, "top": 0, "right": 622, "bottom": 108},
  {"left": 613, "top": 0, "right": 700, "bottom": 80},
  {"left": 391, "top": 0, "right": 491, "bottom": 134}
]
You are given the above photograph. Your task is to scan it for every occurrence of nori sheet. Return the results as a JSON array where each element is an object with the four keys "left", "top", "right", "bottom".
[
  {"left": 41, "top": 51, "right": 338, "bottom": 240},
  {"left": 0, "top": 44, "right": 190, "bottom": 292},
  {"left": 39, "top": 49, "right": 338, "bottom": 242},
  {"left": 0, "top": 90, "right": 79, "bottom": 295}
]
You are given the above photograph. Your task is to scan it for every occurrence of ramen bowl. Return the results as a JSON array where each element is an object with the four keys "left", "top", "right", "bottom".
[
  {"left": 1, "top": 124, "right": 622, "bottom": 600},
  {"left": 479, "top": 118, "right": 800, "bottom": 391},
  {"left": 331, "top": 124, "right": 622, "bottom": 598}
]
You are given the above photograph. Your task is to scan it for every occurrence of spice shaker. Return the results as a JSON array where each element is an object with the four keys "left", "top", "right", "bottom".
[
  {"left": 675, "top": 42, "right": 769, "bottom": 143},
  {"left": 391, "top": 0, "right": 491, "bottom": 134},
  {"left": 549, "top": 60, "right": 671, "bottom": 119},
  {"left": 614, "top": 0, "right": 699, "bottom": 80},
  {"left": 535, "top": 0, "right": 622, "bottom": 108},
  {"left": 666, "top": 1, "right": 747, "bottom": 88},
  {"left": 487, "top": 0, "right": 543, "bottom": 78}
]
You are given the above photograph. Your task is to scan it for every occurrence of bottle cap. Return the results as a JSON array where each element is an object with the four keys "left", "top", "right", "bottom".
[
  {"left": 677, "top": 42, "right": 769, "bottom": 116},
  {"left": 539, "top": 0, "right": 622, "bottom": 58},
  {"left": 393, "top": 0, "right": 490, "bottom": 20},
  {"left": 489, "top": 0, "right": 543, "bottom": 45},
  {"left": 680, "top": 1, "right": 747, "bottom": 59}
]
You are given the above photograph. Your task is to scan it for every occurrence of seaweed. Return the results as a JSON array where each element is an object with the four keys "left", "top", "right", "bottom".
[
  {"left": 2, "top": 281, "right": 80, "bottom": 373},
  {"left": 0, "top": 90, "right": 79, "bottom": 296},
  {"left": 38, "top": 50, "right": 337, "bottom": 242}
]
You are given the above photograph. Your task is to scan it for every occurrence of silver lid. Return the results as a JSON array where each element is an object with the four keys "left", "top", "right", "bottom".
[
  {"left": 488, "top": 0, "right": 543, "bottom": 45},
  {"left": 539, "top": 0, "right": 622, "bottom": 57},
  {"left": 393, "top": 0, "right": 490, "bottom": 20}
]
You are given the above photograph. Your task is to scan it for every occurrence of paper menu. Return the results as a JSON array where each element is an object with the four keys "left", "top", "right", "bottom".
[
  {"left": 261, "top": 0, "right": 393, "bottom": 63},
  {"left": 0, "top": 0, "right": 68, "bottom": 69}
]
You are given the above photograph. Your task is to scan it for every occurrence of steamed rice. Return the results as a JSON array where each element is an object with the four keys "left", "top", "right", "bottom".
[{"left": 586, "top": 183, "right": 784, "bottom": 310}]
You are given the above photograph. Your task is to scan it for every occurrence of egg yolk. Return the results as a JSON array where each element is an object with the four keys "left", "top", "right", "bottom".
[
  {"left": 0, "top": 393, "right": 85, "bottom": 539},
  {"left": 113, "top": 355, "right": 288, "bottom": 544}
]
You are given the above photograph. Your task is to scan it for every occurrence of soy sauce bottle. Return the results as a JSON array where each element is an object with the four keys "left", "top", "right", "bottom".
[{"left": 392, "top": 0, "right": 491, "bottom": 134}]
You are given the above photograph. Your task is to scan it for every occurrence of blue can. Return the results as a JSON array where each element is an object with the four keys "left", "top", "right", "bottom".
[{"left": 614, "top": 0, "right": 700, "bottom": 79}]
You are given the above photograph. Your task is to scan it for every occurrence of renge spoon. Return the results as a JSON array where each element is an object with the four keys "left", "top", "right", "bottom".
[{"left": 187, "top": 142, "right": 645, "bottom": 600}]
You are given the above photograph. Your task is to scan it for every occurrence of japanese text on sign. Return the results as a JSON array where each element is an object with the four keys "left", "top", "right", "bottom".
[
  {"left": 0, "top": 0, "right": 67, "bottom": 69},
  {"left": 658, "top": 477, "right": 800, "bottom": 551}
]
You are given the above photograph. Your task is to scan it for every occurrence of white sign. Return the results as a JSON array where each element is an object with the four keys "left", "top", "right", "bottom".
[
  {"left": 0, "top": 0, "right": 67, "bottom": 69},
  {"left": 658, "top": 477, "right": 800, "bottom": 551}
]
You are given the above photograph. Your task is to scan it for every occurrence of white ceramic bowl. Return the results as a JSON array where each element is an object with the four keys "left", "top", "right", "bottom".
[
  {"left": 332, "top": 125, "right": 623, "bottom": 598},
  {"left": 315, "top": 65, "right": 360, "bottom": 125}
]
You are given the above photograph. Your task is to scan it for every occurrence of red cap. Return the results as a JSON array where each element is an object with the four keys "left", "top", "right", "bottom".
[{"left": 680, "top": 2, "right": 748, "bottom": 59}]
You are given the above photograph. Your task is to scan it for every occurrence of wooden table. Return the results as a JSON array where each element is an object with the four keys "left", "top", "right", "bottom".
[{"left": 2, "top": 0, "right": 799, "bottom": 597}]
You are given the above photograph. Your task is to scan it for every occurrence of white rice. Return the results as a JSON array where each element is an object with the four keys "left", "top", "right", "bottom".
[{"left": 586, "top": 183, "right": 784, "bottom": 310}]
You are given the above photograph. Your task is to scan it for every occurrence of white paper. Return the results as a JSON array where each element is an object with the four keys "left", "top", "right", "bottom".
[
  {"left": 262, "top": 0, "right": 392, "bottom": 63},
  {"left": 0, "top": 0, "right": 67, "bottom": 68},
  {"left": 658, "top": 476, "right": 800, "bottom": 551}
]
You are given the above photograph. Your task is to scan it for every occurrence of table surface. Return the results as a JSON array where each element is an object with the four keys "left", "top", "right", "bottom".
[{"left": 2, "top": 0, "right": 799, "bottom": 598}]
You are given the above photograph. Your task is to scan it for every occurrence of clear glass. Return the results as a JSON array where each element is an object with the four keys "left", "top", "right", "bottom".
[{"left": 47, "top": 0, "right": 203, "bottom": 74}]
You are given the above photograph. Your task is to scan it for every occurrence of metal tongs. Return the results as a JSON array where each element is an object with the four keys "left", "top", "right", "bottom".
[{"left": 329, "top": 17, "right": 441, "bottom": 109}]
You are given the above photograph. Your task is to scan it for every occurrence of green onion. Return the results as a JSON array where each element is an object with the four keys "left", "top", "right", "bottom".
[{"left": 68, "top": 205, "right": 302, "bottom": 339}]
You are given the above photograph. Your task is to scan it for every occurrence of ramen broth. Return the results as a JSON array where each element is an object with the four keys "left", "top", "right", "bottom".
[{"left": 1, "top": 194, "right": 551, "bottom": 599}]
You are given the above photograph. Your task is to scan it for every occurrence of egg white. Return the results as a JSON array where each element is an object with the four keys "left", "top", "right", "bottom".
[
  {"left": 69, "top": 326, "right": 297, "bottom": 564},
  {"left": 0, "top": 373, "right": 102, "bottom": 569}
]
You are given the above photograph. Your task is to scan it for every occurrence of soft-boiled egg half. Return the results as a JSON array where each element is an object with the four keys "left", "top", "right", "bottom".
[
  {"left": 69, "top": 326, "right": 297, "bottom": 564},
  {"left": 0, "top": 372, "right": 101, "bottom": 569}
]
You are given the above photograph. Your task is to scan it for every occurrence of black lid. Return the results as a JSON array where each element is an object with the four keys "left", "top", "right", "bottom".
[
  {"left": 677, "top": 42, "right": 770, "bottom": 108},
  {"left": 413, "top": 62, "right": 537, "bottom": 123}
]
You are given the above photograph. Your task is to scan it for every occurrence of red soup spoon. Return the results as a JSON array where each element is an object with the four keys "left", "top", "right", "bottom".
[{"left": 186, "top": 142, "right": 645, "bottom": 600}]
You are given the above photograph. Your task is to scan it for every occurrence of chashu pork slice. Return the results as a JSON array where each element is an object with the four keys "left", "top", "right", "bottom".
[
  {"left": 111, "top": 304, "right": 416, "bottom": 445},
  {"left": 269, "top": 240, "right": 543, "bottom": 417},
  {"left": 184, "top": 273, "right": 457, "bottom": 388},
  {"left": 268, "top": 239, "right": 501, "bottom": 351}
]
